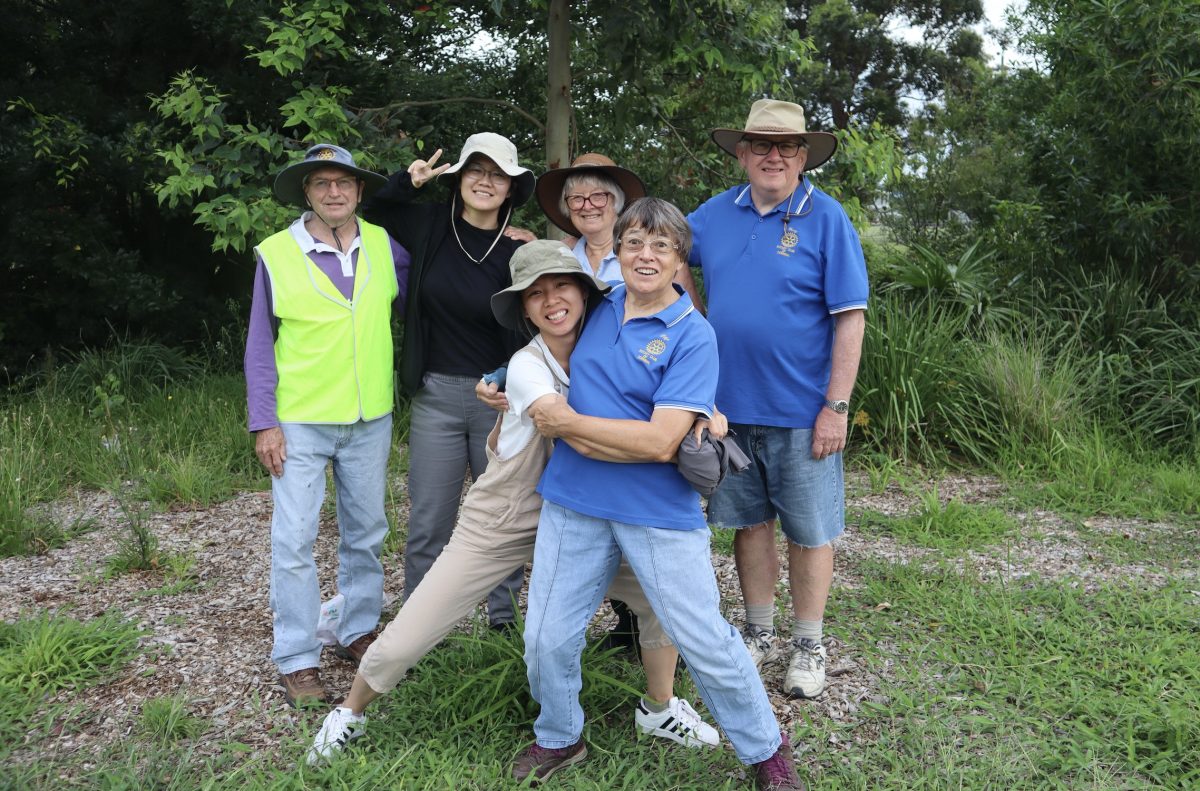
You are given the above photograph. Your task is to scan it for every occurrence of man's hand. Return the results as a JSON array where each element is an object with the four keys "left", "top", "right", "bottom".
[
  {"left": 530, "top": 395, "right": 574, "bottom": 438},
  {"left": 407, "top": 148, "right": 452, "bottom": 189},
  {"left": 503, "top": 225, "right": 537, "bottom": 242},
  {"left": 811, "top": 407, "right": 847, "bottom": 460},
  {"left": 475, "top": 378, "right": 509, "bottom": 412},
  {"left": 255, "top": 427, "right": 287, "bottom": 477},
  {"left": 691, "top": 406, "right": 729, "bottom": 442}
]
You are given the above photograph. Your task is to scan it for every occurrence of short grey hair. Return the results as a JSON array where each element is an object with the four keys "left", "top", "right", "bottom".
[
  {"left": 613, "top": 197, "right": 692, "bottom": 262},
  {"left": 560, "top": 172, "right": 625, "bottom": 217}
]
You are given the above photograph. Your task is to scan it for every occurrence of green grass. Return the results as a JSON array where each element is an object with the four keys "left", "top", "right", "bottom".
[
  {"left": 857, "top": 487, "right": 1019, "bottom": 550},
  {"left": 0, "top": 611, "right": 141, "bottom": 767},
  {"left": 823, "top": 558, "right": 1200, "bottom": 789},
  {"left": 139, "top": 694, "right": 209, "bottom": 744}
]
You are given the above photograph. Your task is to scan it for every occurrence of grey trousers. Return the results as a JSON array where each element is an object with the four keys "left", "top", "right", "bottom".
[{"left": 405, "top": 371, "right": 523, "bottom": 623}]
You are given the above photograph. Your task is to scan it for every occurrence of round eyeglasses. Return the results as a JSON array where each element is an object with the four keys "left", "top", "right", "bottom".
[{"left": 565, "top": 191, "right": 612, "bottom": 210}]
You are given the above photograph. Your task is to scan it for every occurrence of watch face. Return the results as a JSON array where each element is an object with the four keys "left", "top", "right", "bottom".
[{"left": 827, "top": 399, "right": 849, "bottom": 414}]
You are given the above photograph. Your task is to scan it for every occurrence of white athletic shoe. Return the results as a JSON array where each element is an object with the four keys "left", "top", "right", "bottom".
[
  {"left": 635, "top": 697, "right": 720, "bottom": 748},
  {"left": 741, "top": 624, "right": 783, "bottom": 669},
  {"left": 306, "top": 706, "right": 367, "bottom": 766},
  {"left": 784, "top": 638, "right": 827, "bottom": 699}
]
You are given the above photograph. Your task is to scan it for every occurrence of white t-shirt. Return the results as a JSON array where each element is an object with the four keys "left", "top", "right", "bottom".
[{"left": 495, "top": 335, "right": 570, "bottom": 460}]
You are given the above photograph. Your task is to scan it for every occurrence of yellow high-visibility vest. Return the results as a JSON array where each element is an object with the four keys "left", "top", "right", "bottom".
[{"left": 257, "top": 220, "right": 396, "bottom": 423}]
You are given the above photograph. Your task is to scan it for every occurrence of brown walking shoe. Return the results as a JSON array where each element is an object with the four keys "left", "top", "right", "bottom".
[
  {"left": 511, "top": 738, "right": 587, "bottom": 785},
  {"left": 279, "top": 667, "right": 326, "bottom": 708},
  {"left": 754, "top": 732, "right": 805, "bottom": 790},
  {"left": 333, "top": 630, "right": 379, "bottom": 666}
]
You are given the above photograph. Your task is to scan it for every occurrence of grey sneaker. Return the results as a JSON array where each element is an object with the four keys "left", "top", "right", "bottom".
[
  {"left": 741, "top": 624, "right": 782, "bottom": 669},
  {"left": 784, "top": 638, "right": 827, "bottom": 698},
  {"left": 306, "top": 706, "right": 366, "bottom": 766}
]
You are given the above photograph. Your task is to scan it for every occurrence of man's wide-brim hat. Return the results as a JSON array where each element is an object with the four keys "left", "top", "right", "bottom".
[
  {"left": 535, "top": 153, "right": 647, "bottom": 237},
  {"left": 711, "top": 99, "right": 838, "bottom": 172},
  {"left": 274, "top": 143, "right": 387, "bottom": 207},
  {"left": 441, "top": 132, "right": 536, "bottom": 207},
  {"left": 491, "top": 239, "right": 611, "bottom": 338}
]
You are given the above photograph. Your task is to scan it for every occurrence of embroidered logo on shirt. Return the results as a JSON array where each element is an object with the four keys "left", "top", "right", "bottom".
[
  {"left": 637, "top": 335, "right": 669, "bottom": 365},
  {"left": 777, "top": 227, "right": 799, "bottom": 257}
]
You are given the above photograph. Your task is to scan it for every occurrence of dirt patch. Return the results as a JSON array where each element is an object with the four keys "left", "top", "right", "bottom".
[{"left": 2, "top": 473, "right": 1193, "bottom": 771}]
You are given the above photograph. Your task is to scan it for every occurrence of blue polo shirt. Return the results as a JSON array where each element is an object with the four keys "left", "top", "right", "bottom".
[
  {"left": 688, "top": 177, "right": 868, "bottom": 428},
  {"left": 538, "top": 284, "right": 717, "bottom": 531}
]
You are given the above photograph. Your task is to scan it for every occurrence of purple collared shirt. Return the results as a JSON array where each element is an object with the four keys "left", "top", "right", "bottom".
[{"left": 244, "top": 214, "right": 411, "bottom": 431}]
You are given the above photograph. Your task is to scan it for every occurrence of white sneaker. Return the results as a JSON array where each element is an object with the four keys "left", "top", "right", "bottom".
[
  {"left": 635, "top": 697, "right": 720, "bottom": 748},
  {"left": 741, "top": 624, "right": 782, "bottom": 669},
  {"left": 306, "top": 706, "right": 367, "bottom": 766},
  {"left": 784, "top": 638, "right": 827, "bottom": 698}
]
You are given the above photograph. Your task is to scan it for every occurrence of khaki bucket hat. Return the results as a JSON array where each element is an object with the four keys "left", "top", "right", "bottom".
[
  {"left": 711, "top": 99, "right": 838, "bottom": 171},
  {"left": 440, "top": 132, "right": 536, "bottom": 207},
  {"left": 490, "top": 240, "right": 611, "bottom": 338}
]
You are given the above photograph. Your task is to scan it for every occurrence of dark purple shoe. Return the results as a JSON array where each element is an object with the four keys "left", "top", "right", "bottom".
[
  {"left": 753, "top": 732, "right": 805, "bottom": 790},
  {"left": 511, "top": 738, "right": 587, "bottom": 785}
]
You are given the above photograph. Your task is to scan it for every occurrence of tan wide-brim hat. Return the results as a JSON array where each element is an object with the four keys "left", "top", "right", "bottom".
[
  {"left": 440, "top": 132, "right": 536, "bottom": 207},
  {"left": 535, "top": 153, "right": 647, "bottom": 237},
  {"left": 711, "top": 99, "right": 838, "bottom": 171},
  {"left": 273, "top": 143, "right": 387, "bottom": 206},
  {"left": 490, "top": 239, "right": 611, "bottom": 338}
]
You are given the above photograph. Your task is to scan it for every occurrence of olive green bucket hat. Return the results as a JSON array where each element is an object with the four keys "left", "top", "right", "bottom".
[{"left": 490, "top": 240, "right": 611, "bottom": 338}]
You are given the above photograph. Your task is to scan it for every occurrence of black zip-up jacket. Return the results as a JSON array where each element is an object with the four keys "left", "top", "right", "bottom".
[{"left": 363, "top": 171, "right": 523, "bottom": 396}]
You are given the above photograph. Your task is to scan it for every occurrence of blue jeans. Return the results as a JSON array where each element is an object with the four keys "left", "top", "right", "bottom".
[
  {"left": 708, "top": 424, "right": 845, "bottom": 547},
  {"left": 269, "top": 415, "right": 392, "bottom": 674},
  {"left": 524, "top": 500, "right": 781, "bottom": 765}
]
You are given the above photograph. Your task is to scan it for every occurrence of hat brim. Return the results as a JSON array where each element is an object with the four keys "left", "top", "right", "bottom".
[
  {"left": 273, "top": 161, "right": 387, "bottom": 207},
  {"left": 710, "top": 129, "right": 838, "bottom": 172},
  {"left": 535, "top": 164, "right": 647, "bottom": 237},
  {"left": 490, "top": 264, "right": 611, "bottom": 338},
  {"left": 442, "top": 156, "right": 536, "bottom": 208}
]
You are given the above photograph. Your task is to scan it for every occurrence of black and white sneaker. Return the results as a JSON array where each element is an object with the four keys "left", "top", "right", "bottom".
[
  {"left": 306, "top": 706, "right": 366, "bottom": 766},
  {"left": 635, "top": 696, "right": 719, "bottom": 748}
]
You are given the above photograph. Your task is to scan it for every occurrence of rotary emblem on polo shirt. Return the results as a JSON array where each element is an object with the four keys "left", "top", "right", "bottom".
[
  {"left": 315, "top": 148, "right": 337, "bottom": 160},
  {"left": 636, "top": 336, "right": 669, "bottom": 365}
]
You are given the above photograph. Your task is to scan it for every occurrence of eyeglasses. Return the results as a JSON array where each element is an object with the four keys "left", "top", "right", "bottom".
[
  {"left": 307, "top": 176, "right": 359, "bottom": 193},
  {"left": 619, "top": 237, "right": 679, "bottom": 255},
  {"left": 565, "top": 191, "right": 611, "bottom": 210},
  {"left": 463, "top": 163, "right": 511, "bottom": 183},
  {"left": 743, "top": 138, "right": 807, "bottom": 158}
]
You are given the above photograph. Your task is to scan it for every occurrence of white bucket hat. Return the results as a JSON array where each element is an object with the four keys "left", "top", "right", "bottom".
[{"left": 441, "top": 132, "right": 536, "bottom": 207}]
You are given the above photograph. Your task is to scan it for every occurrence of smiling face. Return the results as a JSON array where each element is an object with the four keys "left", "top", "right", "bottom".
[
  {"left": 736, "top": 136, "right": 808, "bottom": 206},
  {"left": 522, "top": 273, "right": 587, "bottom": 339},
  {"left": 302, "top": 165, "right": 363, "bottom": 227},
  {"left": 563, "top": 176, "right": 619, "bottom": 242},
  {"left": 459, "top": 154, "right": 512, "bottom": 216},
  {"left": 617, "top": 222, "right": 684, "bottom": 303}
]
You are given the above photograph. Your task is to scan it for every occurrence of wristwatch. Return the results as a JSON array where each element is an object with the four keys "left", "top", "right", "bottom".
[{"left": 824, "top": 398, "right": 850, "bottom": 414}]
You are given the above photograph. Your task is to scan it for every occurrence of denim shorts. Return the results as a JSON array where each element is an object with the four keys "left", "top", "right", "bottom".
[{"left": 707, "top": 423, "right": 845, "bottom": 548}]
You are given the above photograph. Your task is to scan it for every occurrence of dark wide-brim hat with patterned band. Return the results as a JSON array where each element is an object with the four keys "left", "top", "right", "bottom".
[
  {"left": 711, "top": 99, "right": 838, "bottom": 172},
  {"left": 490, "top": 239, "right": 611, "bottom": 338},
  {"left": 273, "top": 143, "right": 387, "bottom": 207},
  {"left": 535, "top": 153, "right": 647, "bottom": 237}
]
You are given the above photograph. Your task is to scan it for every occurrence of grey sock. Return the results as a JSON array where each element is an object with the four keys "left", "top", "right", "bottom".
[
  {"left": 640, "top": 696, "right": 668, "bottom": 713},
  {"left": 792, "top": 618, "right": 823, "bottom": 643},
  {"left": 746, "top": 604, "right": 776, "bottom": 632}
]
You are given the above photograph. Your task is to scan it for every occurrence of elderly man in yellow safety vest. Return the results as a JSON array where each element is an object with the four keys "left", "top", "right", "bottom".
[{"left": 244, "top": 143, "right": 411, "bottom": 707}]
